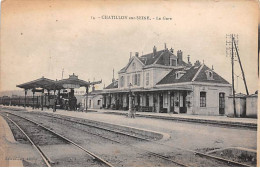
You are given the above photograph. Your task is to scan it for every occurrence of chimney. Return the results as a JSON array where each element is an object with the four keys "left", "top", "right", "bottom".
[
  {"left": 153, "top": 46, "right": 157, "bottom": 56},
  {"left": 194, "top": 60, "right": 201, "bottom": 67},
  {"left": 212, "top": 65, "right": 214, "bottom": 70},
  {"left": 129, "top": 52, "right": 132, "bottom": 61},
  {"left": 164, "top": 43, "right": 167, "bottom": 50},
  {"left": 135, "top": 52, "right": 139, "bottom": 57},
  {"left": 112, "top": 68, "right": 115, "bottom": 83},
  {"left": 92, "top": 85, "right": 95, "bottom": 92},
  {"left": 177, "top": 50, "right": 183, "bottom": 65},
  {"left": 170, "top": 47, "right": 174, "bottom": 53},
  {"left": 187, "top": 55, "right": 190, "bottom": 63}
]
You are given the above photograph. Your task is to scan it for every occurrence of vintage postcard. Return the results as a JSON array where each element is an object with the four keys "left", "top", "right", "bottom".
[{"left": 0, "top": 0, "right": 258, "bottom": 167}]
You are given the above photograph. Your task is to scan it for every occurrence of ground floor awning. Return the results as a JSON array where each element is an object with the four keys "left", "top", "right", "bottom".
[{"left": 99, "top": 85, "right": 192, "bottom": 94}]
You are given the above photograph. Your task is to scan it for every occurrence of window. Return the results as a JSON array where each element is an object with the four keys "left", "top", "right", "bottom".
[
  {"left": 137, "top": 74, "right": 140, "bottom": 86},
  {"left": 200, "top": 92, "right": 206, "bottom": 107},
  {"left": 97, "top": 100, "right": 101, "bottom": 105},
  {"left": 176, "top": 72, "right": 179, "bottom": 79},
  {"left": 127, "top": 75, "right": 130, "bottom": 86},
  {"left": 206, "top": 70, "right": 214, "bottom": 80},
  {"left": 146, "top": 95, "right": 149, "bottom": 106},
  {"left": 171, "top": 59, "right": 176, "bottom": 66},
  {"left": 133, "top": 73, "right": 140, "bottom": 86},
  {"left": 120, "top": 76, "right": 124, "bottom": 87},
  {"left": 176, "top": 71, "right": 185, "bottom": 79},
  {"left": 219, "top": 93, "right": 225, "bottom": 109},
  {"left": 146, "top": 72, "right": 149, "bottom": 86},
  {"left": 132, "top": 62, "right": 136, "bottom": 70}
]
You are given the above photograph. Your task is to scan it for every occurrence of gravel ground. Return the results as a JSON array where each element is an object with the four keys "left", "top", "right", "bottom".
[
  {"left": 207, "top": 148, "right": 256, "bottom": 166},
  {"left": 1, "top": 111, "right": 181, "bottom": 167},
  {"left": 0, "top": 108, "right": 257, "bottom": 167},
  {"left": 0, "top": 112, "right": 111, "bottom": 167}
]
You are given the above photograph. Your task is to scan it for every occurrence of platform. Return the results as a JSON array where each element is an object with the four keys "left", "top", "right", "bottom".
[{"left": 0, "top": 106, "right": 257, "bottom": 151}]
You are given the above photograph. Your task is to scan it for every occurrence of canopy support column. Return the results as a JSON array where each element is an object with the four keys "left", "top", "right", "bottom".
[
  {"left": 45, "top": 94, "right": 47, "bottom": 109},
  {"left": 32, "top": 90, "right": 35, "bottom": 109},
  {"left": 58, "top": 90, "right": 60, "bottom": 106},
  {"left": 85, "top": 86, "right": 89, "bottom": 112},
  {"left": 37, "top": 96, "right": 39, "bottom": 109},
  {"left": 53, "top": 90, "right": 56, "bottom": 112},
  {"left": 24, "top": 90, "right": 27, "bottom": 108},
  {"left": 47, "top": 90, "right": 50, "bottom": 109},
  {"left": 41, "top": 89, "right": 44, "bottom": 111}
]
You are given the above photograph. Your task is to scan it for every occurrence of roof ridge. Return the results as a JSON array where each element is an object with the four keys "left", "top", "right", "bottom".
[
  {"left": 153, "top": 50, "right": 165, "bottom": 65},
  {"left": 139, "top": 49, "right": 164, "bottom": 58},
  {"left": 191, "top": 64, "right": 204, "bottom": 82}
]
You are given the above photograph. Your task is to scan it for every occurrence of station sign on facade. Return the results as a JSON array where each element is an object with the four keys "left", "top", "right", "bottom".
[{"left": 63, "top": 84, "right": 80, "bottom": 89}]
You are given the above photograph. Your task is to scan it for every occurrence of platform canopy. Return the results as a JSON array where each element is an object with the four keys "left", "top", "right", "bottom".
[
  {"left": 56, "top": 73, "right": 93, "bottom": 89},
  {"left": 16, "top": 76, "right": 58, "bottom": 90},
  {"left": 17, "top": 74, "right": 102, "bottom": 91}
]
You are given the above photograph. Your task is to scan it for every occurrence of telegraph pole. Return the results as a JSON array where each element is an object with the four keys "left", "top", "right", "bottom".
[
  {"left": 226, "top": 34, "right": 237, "bottom": 117},
  {"left": 62, "top": 68, "right": 64, "bottom": 79},
  {"left": 233, "top": 37, "right": 249, "bottom": 95},
  {"left": 231, "top": 34, "right": 237, "bottom": 117}
]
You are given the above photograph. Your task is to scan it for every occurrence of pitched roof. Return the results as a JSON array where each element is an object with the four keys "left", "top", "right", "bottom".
[
  {"left": 119, "top": 49, "right": 188, "bottom": 74},
  {"left": 157, "top": 66, "right": 201, "bottom": 85},
  {"left": 194, "top": 65, "right": 230, "bottom": 84},
  {"left": 17, "top": 74, "right": 101, "bottom": 90},
  {"left": 138, "top": 50, "right": 165, "bottom": 65},
  {"left": 157, "top": 64, "right": 230, "bottom": 85},
  {"left": 104, "top": 81, "right": 118, "bottom": 89},
  {"left": 16, "top": 77, "right": 57, "bottom": 90}
]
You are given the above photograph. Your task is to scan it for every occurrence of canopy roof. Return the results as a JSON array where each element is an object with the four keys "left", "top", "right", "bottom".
[
  {"left": 17, "top": 74, "right": 102, "bottom": 91},
  {"left": 16, "top": 77, "right": 57, "bottom": 90},
  {"left": 56, "top": 74, "right": 91, "bottom": 87}
]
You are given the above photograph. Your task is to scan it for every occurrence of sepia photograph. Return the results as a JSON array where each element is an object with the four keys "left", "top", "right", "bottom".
[{"left": 0, "top": 0, "right": 258, "bottom": 167}]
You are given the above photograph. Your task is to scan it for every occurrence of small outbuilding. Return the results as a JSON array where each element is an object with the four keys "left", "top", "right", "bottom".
[
  {"left": 245, "top": 93, "right": 258, "bottom": 118},
  {"left": 83, "top": 90, "right": 103, "bottom": 109},
  {"left": 227, "top": 93, "right": 246, "bottom": 117}
]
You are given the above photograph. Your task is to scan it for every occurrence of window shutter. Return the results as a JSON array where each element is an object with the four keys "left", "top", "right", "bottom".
[{"left": 137, "top": 74, "right": 140, "bottom": 86}]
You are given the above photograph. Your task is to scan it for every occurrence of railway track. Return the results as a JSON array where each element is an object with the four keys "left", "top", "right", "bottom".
[
  {"left": 1, "top": 110, "right": 254, "bottom": 167},
  {"left": 101, "top": 111, "right": 257, "bottom": 130},
  {"left": 1, "top": 110, "right": 187, "bottom": 167},
  {"left": 33, "top": 111, "right": 253, "bottom": 167},
  {"left": 0, "top": 112, "right": 113, "bottom": 167}
]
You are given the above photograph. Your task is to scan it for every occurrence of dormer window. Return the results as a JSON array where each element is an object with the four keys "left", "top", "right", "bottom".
[
  {"left": 169, "top": 54, "right": 178, "bottom": 66},
  {"left": 205, "top": 70, "right": 214, "bottom": 80},
  {"left": 176, "top": 71, "right": 186, "bottom": 79},
  {"left": 171, "top": 59, "right": 177, "bottom": 66},
  {"left": 132, "top": 62, "right": 136, "bottom": 70}
]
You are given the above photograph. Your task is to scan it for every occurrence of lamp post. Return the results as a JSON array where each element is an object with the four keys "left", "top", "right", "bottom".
[
  {"left": 85, "top": 86, "right": 89, "bottom": 112},
  {"left": 128, "top": 83, "right": 133, "bottom": 117}
]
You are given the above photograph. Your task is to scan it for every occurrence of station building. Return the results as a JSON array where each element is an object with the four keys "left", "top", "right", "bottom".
[{"left": 100, "top": 45, "right": 232, "bottom": 115}]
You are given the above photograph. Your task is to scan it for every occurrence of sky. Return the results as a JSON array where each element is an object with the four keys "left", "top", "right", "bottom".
[{"left": 0, "top": 0, "right": 258, "bottom": 94}]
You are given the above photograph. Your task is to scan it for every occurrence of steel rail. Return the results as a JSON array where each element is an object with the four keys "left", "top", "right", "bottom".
[
  {"left": 2, "top": 110, "right": 253, "bottom": 167},
  {"left": 3, "top": 110, "right": 187, "bottom": 167},
  {"left": 1, "top": 114, "right": 52, "bottom": 167},
  {"left": 50, "top": 116, "right": 188, "bottom": 167},
  {"left": 51, "top": 114, "right": 251, "bottom": 167},
  {"left": 43, "top": 112, "right": 252, "bottom": 167},
  {"left": 1, "top": 111, "right": 113, "bottom": 167}
]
